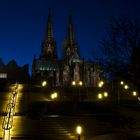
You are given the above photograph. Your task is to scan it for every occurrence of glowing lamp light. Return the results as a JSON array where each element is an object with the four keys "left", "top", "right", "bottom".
[
  {"left": 76, "top": 126, "right": 82, "bottom": 135},
  {"left": 51, "top": 92, "right": 58, "bottom": 100},
  {"left": 98, "top": 81, "right": 104, "bottom": 88},
  {"left": 124, "top": 85, "right": 129, "bottom": 89},
  {"left": 98, "top": 93, "right": 103, "bottom": 99},
  {"left": 53, "top": 92, "right": 58, "bottom": 98},
  {"left": 100, "top": 81, "right": 104, "bottom": 85},
  {"left": 51, "top": 94, "right": 55, "bottom": 99},
  {"left": 72, "top": 81, "right": 76, "bottom": 86},
  {"left": 120, "top": 81, "right": 124, "bottom": 85},
  {"left": 133, "top": 91, "right": 137, "bottom": 96},
  {"left": 42, "top": 81, "right": 47, "bottom": 87},
  {"left": 104, "top": 92, "right": 108, "bottom": 97},
  {"left": 79, "top": 81, "right": 83, "bottom": 86}
]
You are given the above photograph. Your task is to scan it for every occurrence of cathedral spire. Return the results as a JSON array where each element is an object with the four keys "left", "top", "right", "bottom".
[
  {"left": 67, "top": 10, "right": 75, "bottom": 46},
  {"left": 41, "top": 9, "right": 57, "bottom": 60},
  {"left": 46, "top": 8, "right": 54, "bottom": 41}
]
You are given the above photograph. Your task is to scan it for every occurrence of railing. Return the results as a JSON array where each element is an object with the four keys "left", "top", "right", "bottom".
[{"left": 2, "top": 83, "right": 18, "bottom": 140}]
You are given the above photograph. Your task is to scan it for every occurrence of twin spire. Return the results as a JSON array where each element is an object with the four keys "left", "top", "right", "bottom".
[{"left": 45, "top": 9, "right": 76, "bottom": 45}]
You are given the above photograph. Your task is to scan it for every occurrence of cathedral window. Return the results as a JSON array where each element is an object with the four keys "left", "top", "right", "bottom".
[
  {"left": 66, "top": 48, "right": 70, "bottom": 55},
  {"left": 47, "top": 44, "right": 53, "bottom": 53}
]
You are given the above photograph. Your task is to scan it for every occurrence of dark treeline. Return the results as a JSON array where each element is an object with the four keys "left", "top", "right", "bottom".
[{"left": 96, "top": 16, "right": 140, "bottom": 96}]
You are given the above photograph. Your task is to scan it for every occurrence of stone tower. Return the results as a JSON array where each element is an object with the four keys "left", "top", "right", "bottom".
[
  {"left": 61, "top": 11, "right": 82, "bottom": 86},
  {"left": 40, "top": 9, "right": 57, "bottom": 60},
  {"left": 32, "top": 9, "right": 59, "bottom": 86},
  {"left": 62, "top": 11, "right": 80, "bottom": 65}
]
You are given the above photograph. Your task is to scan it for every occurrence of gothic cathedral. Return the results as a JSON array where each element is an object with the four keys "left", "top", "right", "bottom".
[{"left": 32, "top": 10, "right": 102, "bottom": 87}]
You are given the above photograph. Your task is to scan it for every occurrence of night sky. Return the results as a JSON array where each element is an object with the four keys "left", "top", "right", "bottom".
[{"left": 0, "top": 0, "right": 140, "bottom": 74}]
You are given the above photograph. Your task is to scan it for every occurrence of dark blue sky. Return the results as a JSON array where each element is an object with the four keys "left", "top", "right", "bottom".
[{"left": 0, "top": 0, "right": 140, "bottom": 74}]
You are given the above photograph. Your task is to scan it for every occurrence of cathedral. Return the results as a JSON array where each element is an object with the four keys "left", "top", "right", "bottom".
[{"left": 32, "top": 10, "right": 102, "bottom": 87}]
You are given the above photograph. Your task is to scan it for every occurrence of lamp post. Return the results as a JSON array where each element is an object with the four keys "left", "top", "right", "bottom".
[
  {"left": 42, "top": 81, "right": 47, "bottom": 87},
  {"left": 98, "top": 80, "right": 104, "bottom": 88},
  {"left": 78, "top": 81, "right": 83, "bottom": 101},
  {"left": 76, "top": 126, "right": 82, "bottom": 140},
  {"left": 51, "top": 92, "right": 58, "bottom": 101},
  {"left": 72, "top": 81, "right": 76, "bottom": 86},
  {"left": 104, "top": 92, "right": 108, "bottom": 97},
  {"left": 98, "top": 93, "right": 103, "bottom": 99},
  {"left": 118, "top": 80, "right": 125, "bottom": 105},
  {"left": 124, "top": 84, "right": 129, "bottom": 90},
  {"left": 119, "top": 80, "right": 139, "bottom": 104},
  {"left": 132, "top": 91, "right": 137, "bottom": 96},
  {"left": 72, "top": 81, "right": 83, "bottom": 101}
]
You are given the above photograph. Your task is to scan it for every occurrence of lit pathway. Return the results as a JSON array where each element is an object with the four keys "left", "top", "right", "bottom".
[{"left": 1, "top": 83, "right": 18, "bottom": 140}]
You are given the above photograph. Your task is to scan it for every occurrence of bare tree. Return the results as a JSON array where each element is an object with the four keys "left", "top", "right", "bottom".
[
  {"left": 100, "top": 16, "right": 140, "bottom": 100},
  {"left": 101, "top": 16, "right": 140, "bottom": 81}
]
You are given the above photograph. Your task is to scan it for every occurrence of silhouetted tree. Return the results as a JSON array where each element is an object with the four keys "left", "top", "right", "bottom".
[
  {"left": 131, "top": 47, "right": 140, "bottom": 92},
  {"left": 100, "top": 16, "right": 140, "bottom": 98},
  {"left": 101, "top": 16, "right": 140, "bottom": 80}
]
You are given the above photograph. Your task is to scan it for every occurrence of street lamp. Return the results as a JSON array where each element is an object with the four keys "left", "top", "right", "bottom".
[
  {"left": 76, "top": 126, "right": 82, "bottom": 140},
  {"left": 71, "top": 81, "right": 83, "bottom": 101},
  {"left": 120, "top": 81, "right": 124, "bottom": 85},
  {"left": 78, "top": 81, "right": 83, "bottom": 101},
  {"left": 53, "top": 92, "right": 58, "bottom": 98},
  {"left": 51, "top": 92, "right": 58, "bottom": 100},
  {"left": 98, "top": 80, "right": 104, "bottom": 88},
  {"left": 98, "top": 93, "right": 103, "bottom": 99},
  {"left": 42, "top": 81, "right": 47, "bottom": 87},
  {"left": 72, "top": 81, "right": 76, "bottom": 86},
  {"left": 124, "top": 85, "right": 129, "bottom": 90},
  {"left": 79, "top": 81, "right": 83, "bottom": 86},
  {"left": 132, "top": 91, "right": 137, "bottom": 96},
  {"left": 51, "top": 94, "right": 55, "bottom": 100},
  {"left": 104, "top": 92, "right": 108, "bottom": 97}
]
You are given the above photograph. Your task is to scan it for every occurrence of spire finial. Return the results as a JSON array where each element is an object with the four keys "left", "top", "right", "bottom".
[
  {"left": 69, "top": 9, "right": 72, "bottom": 25},
  {"left": 69, "top": 9, "right": 72, "bottom": 16},
  {"left": 46, "top": 8, "right": 54, "bottom": 41},
  {"left": 48, "top": 8, "right": 51, "bottom": 18},
  {"left": 67, "top": 10, "right": 75, "bottom": 46}
]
